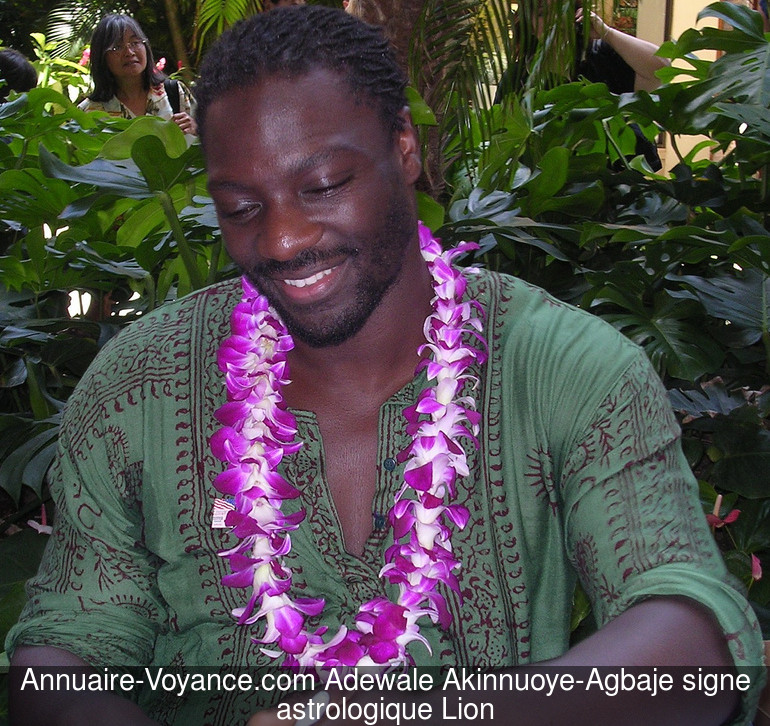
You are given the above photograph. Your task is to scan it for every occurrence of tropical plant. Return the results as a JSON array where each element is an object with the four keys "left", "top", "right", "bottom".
[
  {"left": 433, "top": 2, "right": 770, "bottom": 633},
  {"left": 28, "top": 32, "right": 91, "bottom": 102},
  {"left": 0, "top": 87, "right": 227, "bottom": 693}
]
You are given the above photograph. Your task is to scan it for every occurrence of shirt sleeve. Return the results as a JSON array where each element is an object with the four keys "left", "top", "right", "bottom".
[
  {"left": 576, "top": 39, "right": 636, "bottom": 94},
  {"left": 5, "top": 341, "right": 168, "bottom": 667},
  {"left": 560, "top": 354, "right": 765, "bottom": 725}
]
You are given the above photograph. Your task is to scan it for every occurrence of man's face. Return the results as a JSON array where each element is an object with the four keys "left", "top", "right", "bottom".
[{"left": 204, "top": 69, "right": 421, "bottom": 348}]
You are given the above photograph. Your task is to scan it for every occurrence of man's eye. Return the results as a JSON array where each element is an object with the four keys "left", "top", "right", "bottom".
[
  {"left": 305, "top": 176, "right": 352, "bottom": 196},
  {"left": 220, "top": 203, "right": 261, "bottom": 222}
]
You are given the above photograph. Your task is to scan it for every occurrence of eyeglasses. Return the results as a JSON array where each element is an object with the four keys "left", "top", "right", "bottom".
[{"left": 105, "top": 40, "right": 147, "bottom": 54}]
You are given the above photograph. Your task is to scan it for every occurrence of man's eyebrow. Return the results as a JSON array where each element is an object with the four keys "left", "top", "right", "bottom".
[{"left": 290, "top": 146, "right": 357, "bottom": 175}]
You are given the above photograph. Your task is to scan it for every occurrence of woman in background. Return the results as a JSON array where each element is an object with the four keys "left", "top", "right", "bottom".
[{"left": 80, "top": 14, "right": 197, "bottom": 136}]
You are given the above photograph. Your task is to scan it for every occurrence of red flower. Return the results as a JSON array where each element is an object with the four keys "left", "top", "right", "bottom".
[
  {"left": 706, "top": 494, "right": 740, "bottom": 528},
  {"left": 706, "top": 509, "right": 740, "bottom": 528},
  {"left": 751, "top": 554, "right": 762, "bottom": 582}
]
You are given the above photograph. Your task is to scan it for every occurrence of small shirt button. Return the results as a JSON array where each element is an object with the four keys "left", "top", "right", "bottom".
[{"left": 383, "top": 457, "right": 397, "bottom": 471}]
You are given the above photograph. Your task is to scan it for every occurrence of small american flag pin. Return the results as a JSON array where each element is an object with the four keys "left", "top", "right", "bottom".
[{"left": 211, "top": 497, "right": 235, "bottom": 529}]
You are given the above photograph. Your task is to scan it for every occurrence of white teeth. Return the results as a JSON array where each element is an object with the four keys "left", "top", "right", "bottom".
[{"left": 284, "top": 268, "right": 333, "bottom": 288}]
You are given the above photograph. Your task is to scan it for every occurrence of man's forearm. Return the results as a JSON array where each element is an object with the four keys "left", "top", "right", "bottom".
[
  {"left": 264, "top": 597, "right": 741, "bottom": 726},
  {"left": 9, "top": 646, "right": 159, "bottom": 726},
  {"left": 424, "top": 597, "right": 739, "bottom": 726}
]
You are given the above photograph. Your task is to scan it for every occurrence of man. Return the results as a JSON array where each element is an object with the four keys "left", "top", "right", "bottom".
[{"left": 7, "top": 6, "right": 764, "bottom": 726}]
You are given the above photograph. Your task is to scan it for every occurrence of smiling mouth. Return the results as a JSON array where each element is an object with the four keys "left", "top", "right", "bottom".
[{"left": 282, "top": 267, "right": 335, "bottom": 288}]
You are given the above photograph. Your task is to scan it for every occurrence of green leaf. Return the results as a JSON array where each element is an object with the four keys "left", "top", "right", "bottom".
[
  {"left": 24, "top": 359, "right": 53, "bottom": 421},
  {"left": 698, "top": 1, "right": 766, "bottom": 40},
  {"left": 0, "top": 169, "right": 78, "bottom": 228},
  {"left": 0, "top": 425, "right": 58, "bottom": 501},
  {"left": 116, "top": 186, "right": 193, "bottom": 249},
  {"left": 130, "top": 136, "right": 188, "bottom": 194},
  {"left": 669, "top": 384, "right": 747, "bottom": 418},
  {"left": 668, "top": 269, "right": 770, "bottom": 343},
  {"left": 405, "top": 87, "right": 437, "bottom": 127},
  {"left": 711, "top": 415, "right": 770, "bottom": 498},
  {"left": 0, "top": 358, "right": 26, "bottom": 389},
  {"left": 729, "top": 499, "right": 770, "bottom": 552},
  {"left": 523, "top": 146, "right": 569, "bottom": 216},
  {"left": 416, "top": 192, "right": 445, "bottom": 230},
  {"left": 0, "top": 529, "right": 50, "bottom": 648},
  {"left": 101, "top": 116, "right": 188, "bottom": 161},
  {"left": 39, "top": 146, "right": 151, "bottom": 200},
  {"left": 592, "top": 276, "right": 725, "bottom": 380}
]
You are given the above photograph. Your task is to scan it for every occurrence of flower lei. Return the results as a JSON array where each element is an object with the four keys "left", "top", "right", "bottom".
[{"left": 210, "top": 223, "right": 487, "bottom": 668}]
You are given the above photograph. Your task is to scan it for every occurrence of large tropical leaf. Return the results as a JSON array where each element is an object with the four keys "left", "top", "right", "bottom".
[
  {"left": 588, "top": 264, "right": 725, "bottom": 380},
  {"left": 669, "top": 383, "right": 748, "bottom": 419},
  {"left": 0, "top": 414, "right": 60, "bottom": 502},
  {"left": 0, "top": 529, "right": 50, "bottom": 649},
  {"left": 654, "top": 3, "right": 770, "bottom": 146},
  {"left": 667, "top": 269, "right": 770, "bottom": 345},
  {"left": 0, "top": 169, "right": 79, "bottom": 229},
  {"left": 711, "top": 410, "right": 770, "bottom": 499},
  {"left": 39, "top": 145, "right": 152, "bottom": 200}
]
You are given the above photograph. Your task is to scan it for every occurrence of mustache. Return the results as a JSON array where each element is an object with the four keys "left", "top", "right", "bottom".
[{"left": 251, "top": 246, "right": 359, "bottom": 277}]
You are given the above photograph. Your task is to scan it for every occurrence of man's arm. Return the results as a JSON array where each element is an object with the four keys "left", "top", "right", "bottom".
[
  {"left": 247, "top": 596, "right": 740, "bottom": 726},
  {"left": 439, "top": 596, "right": 739, "bottom": 726},
  {"left": 577, "top": 8, "right": 669, "bottom": 91},
  {"left": 9, "top": 646, "right": 158, "bottom": 726}
]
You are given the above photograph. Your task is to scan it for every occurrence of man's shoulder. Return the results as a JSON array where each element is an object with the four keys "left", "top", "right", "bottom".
[
  {"left": 466, "top": 267, "right": 610, "bottom": 329},
  {"left": 82, "top": 278, "right": 240, "bottom": 382},
  {"left": 113, "top": 277, "right": 239, "bottom": 344},
  {"left": 466, "top": 267, "right": 642, "bottom": 372}
]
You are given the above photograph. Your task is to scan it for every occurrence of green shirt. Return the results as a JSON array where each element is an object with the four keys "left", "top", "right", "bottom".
[{"left": 7, "top": 269, "right": 764, "bottom": 724}]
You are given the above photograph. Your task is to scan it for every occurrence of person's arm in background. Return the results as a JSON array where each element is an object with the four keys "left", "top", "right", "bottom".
[
  {"left": 576, "top": 7, "right": 669, "bottom": 91},
  {"left": 172, "top": 80, "right": 197, "bottom": 135},
  {"left": 9, "top": 646, "right": 158, "bottom": 726}
]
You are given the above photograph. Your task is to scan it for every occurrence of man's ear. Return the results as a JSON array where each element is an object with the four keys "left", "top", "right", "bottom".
[{"left": 396, "top": 106, "right": 422, "bottom": 185}]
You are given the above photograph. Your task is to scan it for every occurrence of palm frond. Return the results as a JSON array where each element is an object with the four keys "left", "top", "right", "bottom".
[
  {"left": 195, "top": 0, "right": 261, "bottom": 57},
  {"left": 410, "top": 0, "right": 597, "bottom": 193},
  {"left": 45, "top": 0, "right": 129, "bottom": 55}
]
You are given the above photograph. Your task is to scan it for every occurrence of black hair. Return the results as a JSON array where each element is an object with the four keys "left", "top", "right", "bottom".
[
  {"left": 0, "top": 49, "right": 37, "bottom": 101},
  {"left": 87, "top": 14, "right": 164, "bottom": 102},
  {"left": 195, "top": 5, "right": 407, "bottom": 145}
]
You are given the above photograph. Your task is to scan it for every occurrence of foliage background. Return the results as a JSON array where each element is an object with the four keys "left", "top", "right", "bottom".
[{"left": 0, "top": 1, "right": 769, "bottom": 721}]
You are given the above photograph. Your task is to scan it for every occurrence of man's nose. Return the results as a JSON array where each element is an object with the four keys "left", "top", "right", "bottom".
[{"left": 257, "top": 202, "right": 322, "bottom": 263}]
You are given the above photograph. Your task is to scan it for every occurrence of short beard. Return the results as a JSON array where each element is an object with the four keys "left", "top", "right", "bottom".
[{"left": 245, "top": 198, "right": 415, "bottom": 348}]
